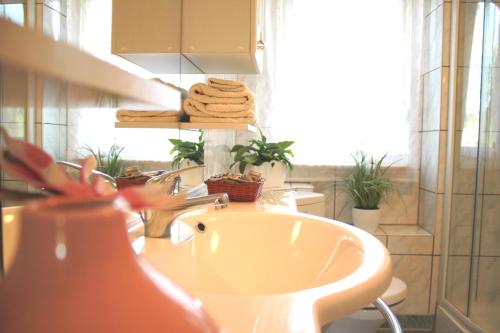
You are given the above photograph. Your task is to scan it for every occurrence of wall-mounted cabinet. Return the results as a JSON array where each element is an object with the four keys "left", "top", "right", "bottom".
[
  {"left": 111, "top": 0, "right": 264, "bottom": 74},
  {"left": 112, "top": 0, "right": 184, "bottom": 73}
]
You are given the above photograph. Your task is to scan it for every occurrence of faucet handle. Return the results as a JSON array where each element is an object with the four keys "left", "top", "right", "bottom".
[
  {"left": 170, "top": 164, "right": 205, "bottom": 176},
  {"left": 146, "top": 164, "right": 205, "bottom": 194},
  {"left": 146, "top": 173, "right": 181, "bottom": 194},
  {"left": 56, "top": 161, "right": 117, "bottom": 188}
]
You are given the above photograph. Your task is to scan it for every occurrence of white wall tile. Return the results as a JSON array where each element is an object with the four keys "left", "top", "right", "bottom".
[
  {"left": 452, "top": 130, "right": 477, "bottom": 194},
  {"left": 387, "top": 235, "right": 433, "bottom": 255},
  {"left": 455, "top": 67, "right": 482, "bottom": 132},
  {"left": 484, "top": 131, "right": 500, "bottom": 194},
  {"left": 420, "top": 131, "right": 447, "bottom": 193},
  {"left": 392, "top": 255, "right": 432, "bottom": 314},
  {"left": 475, "top": 257, "right": 500, "bottom": 304},
  {"left": 41, "top": 77, "right": 67, "bottom": 125},
  {"left": 417, "top": 189, "right": 444, "bottom": 255},
  {"left": 429, "top": 255, "right": 440, "bottom": 313},
  {"left": 424, "top": 0, "right": 444, "bottom": 16},
  {"left": 433, "top": 200, "right": 443, "bottom": 255},
  {"left": 203, "top": 129, "right": 235, "bottom": 178},
  {"left": 457, "top": 2, "right": 484, "bottom": 68},
  {"left": 479, "top": 195, "right": 500, "bottom": 256},
  {"left": 310, "top": 181, "right": 334, "bottom": 219},
  {"left": 418, "top": 189, "right": 437, "bottom": 233},
  {"left": 423, "top": 67, "right": 449, "bottom": 131},
  {"left": 424, "top": 4, "right": 444, "bottom": 73},
  {"left": 42, "top": 123, "right": 60, "bottom": 159},
  {"left": 37, "top": 3, "right": 66, "bottom": 42},
  {"left": 334, "top": 183, "right": 352, "bottom": 224},
  {"left": 449, "top": 194, "right": 474, "bottom": 256},
  {"left": 1, "top": 67, "right": 27, "bottom": 123},
  {"left": 43, "top": 0, "right": 67, "bottom": 16},
  {"left": 469, "top": 257, "right": 500, "bottom": 332},
  {"left": 445, "top": 255, "right": 470, "bottom": 314},
  {"left": 487, "top": 68, "right": 500, "bottom": 131},
  {"left": 379, "top": 181, "right": 419, "bottom": 225}
]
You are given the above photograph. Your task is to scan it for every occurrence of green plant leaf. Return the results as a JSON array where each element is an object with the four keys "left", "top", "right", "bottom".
[{"left": 230, "top": 131, "right": 295, "bottom": 171}]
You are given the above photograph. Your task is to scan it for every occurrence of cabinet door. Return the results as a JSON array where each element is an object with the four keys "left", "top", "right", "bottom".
[
  {"left": 182, "top": 0, "right": 251, "bottom": 53},
  {"left": 112, "top": 0, "right": 181, "bottom": 54}
]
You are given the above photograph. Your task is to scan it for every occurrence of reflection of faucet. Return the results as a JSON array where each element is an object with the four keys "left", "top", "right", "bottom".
[
  {"left": 56, "top": 161, "right": 117, "bottom": 188},
  {"left": 145, "top": 164, "right": 205, "bottom": 194},
  {"left": 141, "top": 192, "right": 229, "bottom": 238}
]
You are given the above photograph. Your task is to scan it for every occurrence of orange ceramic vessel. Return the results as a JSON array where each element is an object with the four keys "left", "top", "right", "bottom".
[{"left": 0, "top": 197, "right": 220, "bottom": 333}]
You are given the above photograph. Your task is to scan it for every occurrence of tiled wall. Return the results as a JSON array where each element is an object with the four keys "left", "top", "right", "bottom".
[
  {"left": 0, "top": 1, "right": 68, "bottom": 206},
  {"left": 417, "top": 0, "right": 453, "bottom": 315},
  {"left": 34, "top": 0, "right": 68, "bottom": 161},
  {"left": 0, "top": 66, "right": 30, "bottom": 204},
  {"left": 0, "top": 1, "right": 32, "bottom": 205}
]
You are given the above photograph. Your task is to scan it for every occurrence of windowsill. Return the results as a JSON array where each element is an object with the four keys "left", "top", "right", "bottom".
[{"left": 287, "top": 165, "right": 419, "bottom": 183}]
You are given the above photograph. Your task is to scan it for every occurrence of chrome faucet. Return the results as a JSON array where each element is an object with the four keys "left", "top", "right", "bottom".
[
  {"left": 145, "top": 164, "right": 205, "bottom": 194},
  {"left": 140, "top": 192, "right": 229, "bottom": 238}
]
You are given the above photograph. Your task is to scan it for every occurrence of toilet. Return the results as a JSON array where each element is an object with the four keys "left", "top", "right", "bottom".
[
  {"left": 294, "top": 191, "right": 325, "bottom": 217},
  {"left": 323, "top": 277, "right": 407, "bottom": 333}
]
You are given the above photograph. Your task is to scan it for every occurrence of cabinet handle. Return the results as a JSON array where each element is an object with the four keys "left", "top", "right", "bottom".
[{"left": 256, "top": 40, "right": 265, "bottom": 50}]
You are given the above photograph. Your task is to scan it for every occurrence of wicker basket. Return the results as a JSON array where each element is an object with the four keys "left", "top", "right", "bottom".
[
  {"left": 205, "top": 179, "right": 264, "bottom": 202},
  {"left": 115, "top": 175, "right": 151, "bottom": 189}
]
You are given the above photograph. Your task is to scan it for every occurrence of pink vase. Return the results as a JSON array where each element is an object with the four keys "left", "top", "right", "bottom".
[{"left": 0, "top": 197, "right": 220, "bottom": 333}]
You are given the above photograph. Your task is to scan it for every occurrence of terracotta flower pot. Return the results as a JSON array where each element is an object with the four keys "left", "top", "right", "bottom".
[{"left": 0, "top": 197, "right": 220, "bottom": 333}]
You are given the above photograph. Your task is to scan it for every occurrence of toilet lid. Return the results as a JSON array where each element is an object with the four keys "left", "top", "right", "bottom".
[
  {"left": 294, "top": 192, "right": 324, "bottom": 205},
  {"left": 364, "top": 277, "right": 407, "bottom": 309}
]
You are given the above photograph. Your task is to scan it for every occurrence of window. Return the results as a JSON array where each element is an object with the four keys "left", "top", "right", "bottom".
[
  {"left": 259, "top": 0, "right": 422, "bottom": 166},
  {"left": 70, "top": 0, "right": 423, "bottom": 166}
]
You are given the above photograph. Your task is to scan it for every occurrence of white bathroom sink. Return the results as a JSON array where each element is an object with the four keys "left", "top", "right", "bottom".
[
  {"left": 3, "top": 206, "right": 392, "bottom": 332},
  {"left": 131, "top": 210, "right": 392, "bottom": 333}
]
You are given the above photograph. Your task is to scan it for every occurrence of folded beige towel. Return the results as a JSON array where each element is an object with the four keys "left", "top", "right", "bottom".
[
  {"left": 184, "top": 98, "right": 253, "bottom": 114},
  {"left": 208, "top": 77, "right": 246, "bottom": 92},
  {"left": 189, "top": 83, "right": 255, "bottom": 105},
  {"left": 116, "top": 115, "right": 179, "bottom": 122},
  {"left": 184, "top": 102, "right": 253, "bottom": 118},
  {"left": 116, "top": 110, "right": 181, "bottom": 122},
  {"left": 189, "top": 115, "right": 256, "bottom": 124}
]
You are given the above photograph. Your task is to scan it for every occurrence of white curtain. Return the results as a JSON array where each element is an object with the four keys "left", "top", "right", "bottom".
[{"left": 246, "top": 0, "right": 423, "bottom": 167}]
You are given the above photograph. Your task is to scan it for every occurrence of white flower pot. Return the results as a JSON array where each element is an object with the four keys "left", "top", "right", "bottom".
[
  {"left": 245, "top": 162, "right": 287, "bottom": 189},
  {"left": 178, "top": 160, "right": 205, "bottom": 188},
  {"left": 352, "top": 207, "right": 381, "bottom": 233}
]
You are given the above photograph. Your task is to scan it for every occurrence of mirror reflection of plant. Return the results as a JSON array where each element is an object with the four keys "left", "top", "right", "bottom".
[
  {"left": 168, "top": 131, "right": 204, "bottom": 168},
  {"left": 230, "top": 129, "right": 294, "bottom": 173},
  {"left": 344, "top": 152, "right": 396, "bottom": 210},
  {"left": 83, "top": 144, "right": 125, "bottom": 178}
]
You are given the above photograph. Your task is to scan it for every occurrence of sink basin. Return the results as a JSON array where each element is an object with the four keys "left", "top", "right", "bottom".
[
  {"left": 131, "top": 210, "right": 392, "bottom": 333},
  {"left": 2, "top": 205, "right": 391, "bottom": 332}
]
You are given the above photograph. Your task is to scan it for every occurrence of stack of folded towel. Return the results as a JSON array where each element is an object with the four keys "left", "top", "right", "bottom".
[
  {"left": 115, "top": 110, "right": 181, "bottom": 123},
  {"left": 183, "top": 78, "right": 256, "bottom": 124}
]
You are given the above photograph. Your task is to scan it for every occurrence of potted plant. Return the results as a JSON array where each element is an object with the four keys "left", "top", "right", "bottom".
[
  {"left": 344, "top": 152, "right": 394, "bottom": 233},
  {"left": 84, "top": 144, "right": 125, "bottom": 178},
  {"left": 168, "top": 131, "right": 205, "bottom": 187},
  {"left": 230, "top": 129, "right": 294, "bottom": 189}
]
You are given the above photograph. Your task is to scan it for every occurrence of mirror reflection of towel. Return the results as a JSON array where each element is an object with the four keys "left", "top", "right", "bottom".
[{"left": 115, "top": 110, "right": 181, "bottom": 122}]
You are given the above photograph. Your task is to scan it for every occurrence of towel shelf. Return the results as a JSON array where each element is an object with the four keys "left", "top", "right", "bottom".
[{"left": 114, "top": 122, "right": 257, "bottom": 132}]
